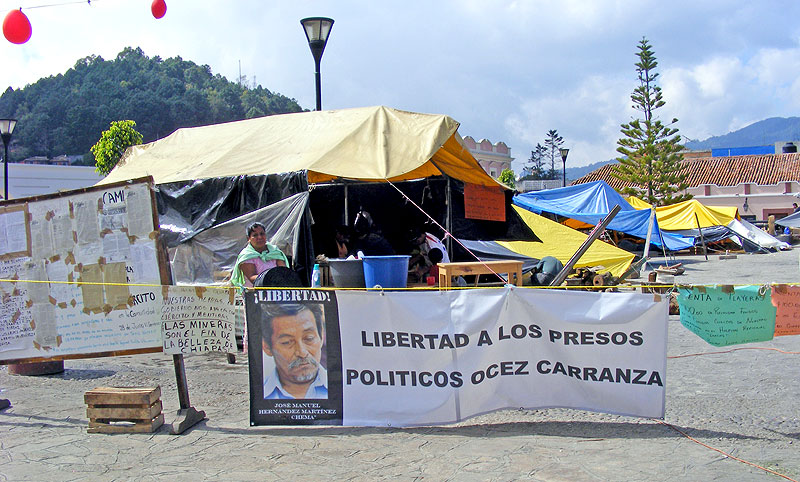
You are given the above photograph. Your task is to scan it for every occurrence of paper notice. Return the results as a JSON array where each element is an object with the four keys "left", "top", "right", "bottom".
[
  {"left": 29, "top": 217, "right": 54, "bottom": 260},
  {"left": 74, "top": 199, "right": 101, "bottom": 244},
  {"left": 74, "top": 242, "right": 103, "bottom": 266},
  {"left": 100, "top": 195, "right": 127, "bottom": 231},
  {"left": 770, "top": 285, "right": 800, "bottom": 336},
  {"left": 129, "top": 242, "right": 160, "bottom": 283},
  {"left": 102, "top": 232, "right": 131, "bottom": 263},
  {"left": 677, "top": 285, "right": 776, "bottom": 346},
  {"left": 50, "top": 214, "right": 74, "bottom": 254},
  {"left": 103, "top": 262, "right": 130, "bottom": 307},
  {"left": 22, "top": 259, "right": 49, "bottom": 301},
  {"left": 46, "top": 259, "right": 74, "bottom": 304},
  {"left": 0, "top": 209, "right": 29, "bottom": 255},
  {"left": 31, "top": 302, "right": 58, "bottom": 348},
  {"left": 80, "top": 263, "right": 104, "bottom": 312},
  {"left": 125, "top": 187, "right": 154, "bottom": 237}
]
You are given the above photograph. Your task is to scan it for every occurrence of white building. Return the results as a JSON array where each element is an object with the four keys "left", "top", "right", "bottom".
[{"left": 2, "top": 163, "right": 103, "bottom": 200}]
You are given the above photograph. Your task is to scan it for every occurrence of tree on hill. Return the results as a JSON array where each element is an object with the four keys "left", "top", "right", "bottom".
[
  {"left": 91, "top": 120, "right": 143, "bottom": 175},
  {"left": 0, "top": 47, "right": 303, "bottom": 162},
  {"left": 612, "top": 37, "right": 690, "bottom": 206}
]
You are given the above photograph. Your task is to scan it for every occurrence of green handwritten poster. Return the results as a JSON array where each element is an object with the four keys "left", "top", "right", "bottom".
[{"left": 677, "top": 285, "right": 775, "bottom": 347}]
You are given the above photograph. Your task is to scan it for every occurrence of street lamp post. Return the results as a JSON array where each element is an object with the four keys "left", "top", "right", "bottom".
[
  {"left": 0, "top": 119, "right": 17, "bottom": 200},
  {"left": 559, "top": 147, "right": 569, "bottom": 187},
  {"left": 300, "top": 17, "right": 334, "bottom": 111}
]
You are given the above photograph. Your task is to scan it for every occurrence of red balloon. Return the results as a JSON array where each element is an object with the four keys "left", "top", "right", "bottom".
[
  {"left": 151, "top": 0, "right": 167, "bottom": 19},
  {"left": 3, "top": 9, "right": 31, "bottom": 45}
]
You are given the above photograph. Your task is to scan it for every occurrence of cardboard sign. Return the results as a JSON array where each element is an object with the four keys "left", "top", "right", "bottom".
[{"left": 464, "top": 183, "right": 505, "bottom": 222}]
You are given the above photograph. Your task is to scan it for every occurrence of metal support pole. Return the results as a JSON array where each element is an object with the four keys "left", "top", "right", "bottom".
[
  {"left": 445, "top": 177, "right": 452, "bottom": 256},
  {"left": 549, "top": 205, "right": 622, "bottom": 287},
  {"left": 694, "top": 213, "right": 708, "bottom": 260},
  {"left": 3, "top": 142, "right": 8, "bottom": 200}
]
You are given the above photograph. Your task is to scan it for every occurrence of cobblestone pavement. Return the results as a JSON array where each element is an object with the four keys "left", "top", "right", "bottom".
[{"left": 1, "top": 250, "right": 798, "bottom": 481}]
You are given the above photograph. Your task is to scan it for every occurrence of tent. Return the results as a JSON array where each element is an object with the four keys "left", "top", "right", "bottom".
[
  {"left": 100, "top": 106, "right": 500, "bottom": 187},
  {"left": 500, "top": 206, "right": 634, "bottom": 277},
  {"left": 98, "top": 106, "right": 531, "bottom": 285},
  {"left": 460, "top": 205, "right": 635, "bottom": 278},
  {"left": 512, "top": 181, "right": 694, "bottom": 251},
  {"left": 628, "top": 197, "right": 790, "bottom": 252}
]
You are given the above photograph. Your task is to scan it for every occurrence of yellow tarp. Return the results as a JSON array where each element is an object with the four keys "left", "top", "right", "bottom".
[
  {"left": 627, "top": 197, "right": 739, "bottom": 230},
  {"left": 498, "top": 206, "right": 635, "bottom": 277},
  {"left": 98, "top": 105, "right": 501, "bottom": 187},
  {"left": 626, "top": 196, "right": 652, "bottom": 210}
]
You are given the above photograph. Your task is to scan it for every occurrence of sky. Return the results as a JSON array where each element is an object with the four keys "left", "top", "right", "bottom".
[{"left": 2, "top": 0, "right": 800, "bottom": 172}]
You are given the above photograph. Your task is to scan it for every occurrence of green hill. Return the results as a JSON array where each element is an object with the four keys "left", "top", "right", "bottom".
[{"left": 0, "top": 47, "right": 304, "bottom": 164}]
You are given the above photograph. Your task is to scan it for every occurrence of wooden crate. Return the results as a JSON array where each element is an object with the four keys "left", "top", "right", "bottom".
[{"left": 85, "top": 386, "right": 164, "bottom": 434}]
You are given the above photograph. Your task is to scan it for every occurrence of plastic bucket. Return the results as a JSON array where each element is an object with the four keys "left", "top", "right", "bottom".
[
  {"left": 362, "top": 255, "right": 410, "bottom": 288},
  {"left": 328, "top": 259, "right": 366, "bottom": 288}
]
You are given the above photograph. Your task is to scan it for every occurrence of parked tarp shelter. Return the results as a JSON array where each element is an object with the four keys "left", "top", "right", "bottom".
[
  {"left": 512, "top": 181, "right": 694, "bottom": 251},
  {"left": 628, "top": 197, "right": 789, "bottom": 252},
  {"left": 97, "top": 106, "right": 529, "bottom": 284}
]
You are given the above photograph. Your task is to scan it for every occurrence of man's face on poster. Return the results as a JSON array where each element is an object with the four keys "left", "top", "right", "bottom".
[{"left": 263, "top": 308, "right": 324, "bottom": 386}]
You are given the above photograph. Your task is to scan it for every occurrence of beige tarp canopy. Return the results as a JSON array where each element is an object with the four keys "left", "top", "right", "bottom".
[{"left": 98, "top": 105, "right": 501, "bottom": 187}]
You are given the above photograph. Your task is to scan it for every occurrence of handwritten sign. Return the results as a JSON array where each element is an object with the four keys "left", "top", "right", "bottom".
[
  {"left": 677, "top": 285, "right": 775, "bottom": 347},
  {"left": 770, "top": 285, "right": 800, "bottom": 337},
  {"left": 161, "top": 286, "right": 236, "bottom": 355},
  {"left": 463, "top": 183, "right": 505, "bottom": 222}
]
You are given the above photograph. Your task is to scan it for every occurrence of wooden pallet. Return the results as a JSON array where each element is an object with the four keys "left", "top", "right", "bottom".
[{"left": 85, "top": 386, "right": 164, "bottom": 434}]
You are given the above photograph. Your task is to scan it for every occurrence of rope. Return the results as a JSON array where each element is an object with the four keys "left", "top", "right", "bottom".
[
  {"left": 668, "top": 346, "right": 800, "bottom": 359},
  {"left": 384, "top": 179, "right": 508, "bottom": 284},
  {"left": 23, "top": 0, "right": 94, "bottom": 9},
  {"left": 653, "top": 419, "right": 799, "bottom": 481}
]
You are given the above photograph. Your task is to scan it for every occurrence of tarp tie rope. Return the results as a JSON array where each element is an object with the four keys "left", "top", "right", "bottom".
[
  {"left": 385, "top": 179, "right": 507, "bottom": 284},
  {"left": 652, "top": 419, "right": 799, "bottom": 481}
]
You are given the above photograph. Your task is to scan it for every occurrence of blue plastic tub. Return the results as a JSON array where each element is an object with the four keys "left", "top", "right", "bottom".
[{"left": 362, "top": 255, "right": 410, "bottom": 288}]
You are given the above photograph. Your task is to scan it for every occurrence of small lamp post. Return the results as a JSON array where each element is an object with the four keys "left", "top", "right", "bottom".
[
  {"left": 0, "top": 119, "right": 17, "bottom": 200},
  {"left": 300, "top": 17, "right": 334, "bottom": 111},
  {"left": 559, "top": 147, "right": 569, "bottom": 187}
]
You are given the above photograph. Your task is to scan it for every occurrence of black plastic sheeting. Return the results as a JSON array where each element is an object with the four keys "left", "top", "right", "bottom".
[
  {"left": 154, "top": 172, "right": 314, "bottom": 284},
  {"left": 154, "top": 172, "right": 542, "bottom": 285},
  {"left": 458, "top": 240, "right": 540, "bottom": 273},
  {"left": 308, "top": 178, "right": 540, "bottom": 261}
]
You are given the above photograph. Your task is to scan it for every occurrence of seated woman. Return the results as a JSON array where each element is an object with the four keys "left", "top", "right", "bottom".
[{"left": 231, "top": 222, "right": 289, "bottom": 288}]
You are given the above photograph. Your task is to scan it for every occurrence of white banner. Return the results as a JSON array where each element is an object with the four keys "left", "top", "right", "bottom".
[{"left": 247, "top": 287, "right": 668, "bottom": 426}]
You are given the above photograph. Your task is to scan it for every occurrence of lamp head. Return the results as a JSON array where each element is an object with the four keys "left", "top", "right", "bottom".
[
  {"left": 301, "top": 17, "right": 334, "bottom": 62},
  {"left": 559, "top": 148, "right": 569, "bottom": 162},
  {"left": 0, "top": 119, "right": 17, "bottom": 144}
]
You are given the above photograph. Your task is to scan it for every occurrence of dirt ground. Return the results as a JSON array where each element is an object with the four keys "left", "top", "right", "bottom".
[{"left": 1, "top": 250, "right": 799, "bottom": 481}]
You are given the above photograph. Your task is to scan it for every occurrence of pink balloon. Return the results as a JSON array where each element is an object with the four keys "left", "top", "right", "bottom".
[
  {"left": 3, "top": 9, "right": 31, "bottom": 44},
  {"left": 151, "top": 0, "right": 167, "bottom": 19}
]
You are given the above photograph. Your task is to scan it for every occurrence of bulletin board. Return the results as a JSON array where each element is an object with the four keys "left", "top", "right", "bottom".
[{"left": 0, "top": 177, "right": 167, "bottom": 363}]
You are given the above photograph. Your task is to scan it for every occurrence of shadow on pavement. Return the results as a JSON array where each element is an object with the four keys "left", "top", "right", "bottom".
[{"left": 196, "top": 419, "right": 768, "bottom": 441}]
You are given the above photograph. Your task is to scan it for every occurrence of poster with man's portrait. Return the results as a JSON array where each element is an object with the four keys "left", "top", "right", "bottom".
[{"left": 246, "top": 289, "right": 343, "bottom": 425}]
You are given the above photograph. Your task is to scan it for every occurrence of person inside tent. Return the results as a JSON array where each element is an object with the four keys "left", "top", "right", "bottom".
[
  {"left": 349, "top": 210, "right": 395, "bottom": 256},
  {"left": 231, "top": 222, "right": 289, "bottom": 288},
  {"left": 409, "top": 228, "right": 450, "bottom": 281}
]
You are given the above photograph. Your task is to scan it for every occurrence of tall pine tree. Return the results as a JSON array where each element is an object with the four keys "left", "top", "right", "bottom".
[
  {"left": 544, "top": 130, "right": 564, "bottom": 180},
  {"left": 612, "top": 37, "right": 690, "bottom": 205}
]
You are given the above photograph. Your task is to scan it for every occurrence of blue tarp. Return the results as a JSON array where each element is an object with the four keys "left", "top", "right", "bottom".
[{"left": 512, "top": 181, "right": 695, "bottom": 251}]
